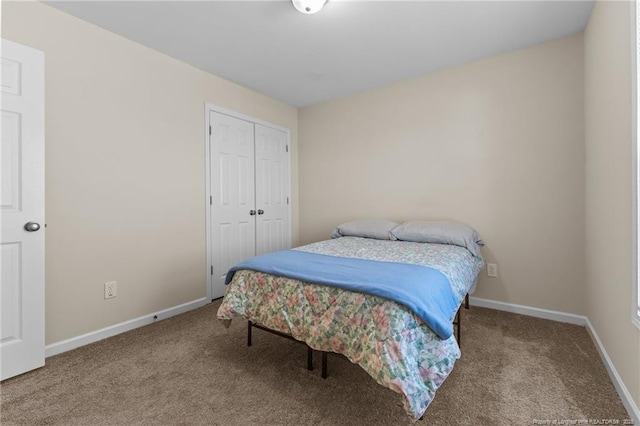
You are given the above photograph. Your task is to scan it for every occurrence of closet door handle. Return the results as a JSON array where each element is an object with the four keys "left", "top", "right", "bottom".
[
  {"left": 249, "top": 210, "right": 256, "bottom": 216},
  {"left": 257, "top": 209, "right": 264, "bottom": 215}
]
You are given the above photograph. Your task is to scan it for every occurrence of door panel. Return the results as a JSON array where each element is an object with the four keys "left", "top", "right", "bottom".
[
  {"left": 0, "top": 39, "right": 45, "bottom": 380},
  {"left": 209, "top": 111, "right": 256, "bottom": 299},
  {"left": 254, "top": 124, "right": 290, "bottom": 256},
  {"left": 2, "top": 111, "right": 21, "bottom": 211},
  {"left": 1, "top": 243, "right": 22, "bottom": 343}
]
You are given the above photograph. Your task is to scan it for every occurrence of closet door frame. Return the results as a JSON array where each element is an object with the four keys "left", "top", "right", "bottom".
[{"left": 204, "top": 103, "right": 292, "bottom": 301}]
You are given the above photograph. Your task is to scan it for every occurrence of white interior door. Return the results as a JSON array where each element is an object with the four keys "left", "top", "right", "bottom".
[
  {"left": 255, "top": 124, "right": 290, "bottom": 256},
  {"left": 1, "top": 39, "right": 45, "bottom": 380},
  {"left": 209, "top": 111, "right": 256, "bottom": 299}
]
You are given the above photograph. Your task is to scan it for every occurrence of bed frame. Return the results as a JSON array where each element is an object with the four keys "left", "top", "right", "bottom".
[{"left": 247, "top": 293, "right": 470, "bottom": 379}]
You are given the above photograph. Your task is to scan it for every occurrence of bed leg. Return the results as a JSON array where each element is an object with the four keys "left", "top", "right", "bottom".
[
  {"left": 456, "top": 306, "right": 462, "bottom": 346},
  {"left": 458, "top": 308, "right": 462, "bottom": 345},
  {"left": 247, "top": 320, "right": 252, "bottom": 347},
  {"left": 321, "top": 352, "right": 328, "bottom": 379},
  {"left": 465, "top": 293, "right": 469, "bottom": 309},
  {"left": 307, "top": 346, "right": 313, "bottom": 371}
]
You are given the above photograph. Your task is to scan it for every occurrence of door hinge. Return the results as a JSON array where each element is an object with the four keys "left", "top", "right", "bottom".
[
  {"left": 286, "top": 145, "right": 289, "bottom": 153},
  {"left": 209, "top": 125, "right": 212, "bottom": 136},
  {"left": 287, "top": 197, "right": 289, "bottom": 205},
  {"left": 210, "top": 196, "right": 213, "bottom": 205},
  {"left": 211, "top": 265, "right": 214, "bottom": 275}
]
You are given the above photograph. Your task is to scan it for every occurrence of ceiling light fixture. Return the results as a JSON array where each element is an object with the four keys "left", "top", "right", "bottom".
[{"left": 292, "top": 0, "right": 327, "bottom": 14}]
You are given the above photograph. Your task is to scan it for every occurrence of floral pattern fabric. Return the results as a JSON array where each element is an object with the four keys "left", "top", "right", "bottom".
[{"left": 217, "top": 237, "right": 483, "bottom": 419}]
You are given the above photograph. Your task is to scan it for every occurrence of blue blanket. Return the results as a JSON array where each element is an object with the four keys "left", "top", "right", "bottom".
[{"left": 225, "top": 250, "right": 458, "bottom": 339}]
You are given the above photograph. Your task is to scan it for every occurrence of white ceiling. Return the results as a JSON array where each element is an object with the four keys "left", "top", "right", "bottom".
[{"left": 46, "top": 1, "right": 595, "bottom": 107}]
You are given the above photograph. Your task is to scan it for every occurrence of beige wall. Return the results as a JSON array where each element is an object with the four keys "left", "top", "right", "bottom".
[
  {"left": 584, "top": 0, "right": 640, "bottom": 410},
  {"left": 299, "top": 34, "right": 586, "bottom": 315},
  {"left": 1, "top": 1, "right": 299, "bottom": 345}
]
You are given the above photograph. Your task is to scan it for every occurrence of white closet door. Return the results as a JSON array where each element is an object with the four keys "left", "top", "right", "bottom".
[
  {"left": 1, "top": 39, "right": 45, "bottom": 380},
  {"left": 254, "top": 124, "right": 290, "bottom": 256},
  {"left": 209, "top": 111, "right": 256, "bottom": 299}
]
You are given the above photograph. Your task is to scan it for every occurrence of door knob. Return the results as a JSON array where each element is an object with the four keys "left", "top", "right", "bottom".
[
  {"left": 249, "top": 210, "right": 256, "bottom": 216},
  {"left": 24, "top": 222, "right": 41, "bottom": 232},
  {"left": 257, "top": 209, "right": 264, "bottom": 215}
]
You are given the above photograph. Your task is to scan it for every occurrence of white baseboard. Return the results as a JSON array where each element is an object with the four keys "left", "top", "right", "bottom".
[
  {"left": 45, "top": 297, "right": 209, "bottom": 358},
  {"left": 584, "top": 318, "right": 640, "bottom": 424},
  {"left": 469, "top": 296, "right": 587, "bottom": 325},
  {"left": 469, "top": 297, "right": 639, "bottom": 424}
]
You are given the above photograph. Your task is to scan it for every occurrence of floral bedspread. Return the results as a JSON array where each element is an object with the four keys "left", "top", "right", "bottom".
[{"left": 217, "top": 237, "right": 484, "bottom": 418}]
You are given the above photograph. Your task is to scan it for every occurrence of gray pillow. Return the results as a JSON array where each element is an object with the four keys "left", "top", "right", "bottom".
[
  {"left": 390, "top": 221, "right": 484, "bottom": 258},
  {"left": 331, "top": 220, "right": 399, "bottom": 240}
]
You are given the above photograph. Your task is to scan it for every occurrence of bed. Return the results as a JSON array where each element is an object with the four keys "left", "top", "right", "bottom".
[{"left": 217, "top": 221, "right": 484, "bottom": 419}]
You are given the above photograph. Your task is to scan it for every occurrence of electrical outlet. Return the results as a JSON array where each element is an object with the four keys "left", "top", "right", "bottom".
[
  {"left": 104, "top": 281, "right": 117, "bottom": 299},
  {"left": 487, "top": 264, "right": 498, "bottom": 278}
]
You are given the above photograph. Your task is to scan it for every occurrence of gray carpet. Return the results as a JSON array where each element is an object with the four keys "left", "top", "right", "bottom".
[{"left": 0, "top": 301, "right": 630, "bottom": 425}]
